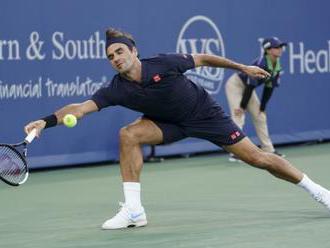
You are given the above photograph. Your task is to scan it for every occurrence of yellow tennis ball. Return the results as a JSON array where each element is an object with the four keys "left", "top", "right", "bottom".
[{"left": 63, "top": 114, "right": 77, "bottom": 128}]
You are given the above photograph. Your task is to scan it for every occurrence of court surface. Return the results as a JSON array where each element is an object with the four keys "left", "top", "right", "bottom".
[{"left": 1, "top": 142, "right": 330, "bottom": 248}]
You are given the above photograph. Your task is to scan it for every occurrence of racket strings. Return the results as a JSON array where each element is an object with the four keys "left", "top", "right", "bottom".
[{"left": 0, "top": 145, "right": 27, "bottom": 184}]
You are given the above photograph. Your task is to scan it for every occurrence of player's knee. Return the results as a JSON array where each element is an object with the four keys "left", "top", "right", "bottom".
[
  {"left": 244, "top": 151, "right": 268, "bottom": 169},
  {"left": 119, "top": 127, "right": 139, "bottom": 145}
]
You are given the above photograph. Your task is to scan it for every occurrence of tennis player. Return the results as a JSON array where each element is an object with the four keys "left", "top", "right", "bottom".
[{"left": 24, "top": 28, "right": 330, "bottom": 229}]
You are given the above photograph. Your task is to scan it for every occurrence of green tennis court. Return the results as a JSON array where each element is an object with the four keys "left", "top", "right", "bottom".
[{"left": 1, "top": 143, "right": 330, "bottom": 248}]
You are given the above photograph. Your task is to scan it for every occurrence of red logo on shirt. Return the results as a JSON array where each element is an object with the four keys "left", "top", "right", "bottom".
[
  {"left": 153, "top": 74, "right": 161, "bottom": 82},
  {"left": 230, "top": 131, "right": 241, "bottom": 140}
]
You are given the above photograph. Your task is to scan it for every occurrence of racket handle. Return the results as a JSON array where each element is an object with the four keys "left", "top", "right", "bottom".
[{"left": 25, "top": 128, "right": 37, "bottom": 144}]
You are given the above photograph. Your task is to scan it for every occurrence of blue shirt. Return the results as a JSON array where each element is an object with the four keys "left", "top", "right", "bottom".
[
  {"left": 238, "top": 55, "right": 282, "bottom": 88},
  {"left": 91, "top": 54, "right": 222, "bottom": 123}
]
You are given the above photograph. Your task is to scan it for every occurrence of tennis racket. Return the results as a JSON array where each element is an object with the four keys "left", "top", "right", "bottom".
[{"left": 0, "top": 129, "right": 37, "bottom": 186}]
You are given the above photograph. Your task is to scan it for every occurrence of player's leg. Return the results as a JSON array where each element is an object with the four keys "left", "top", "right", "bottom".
[
  {"left": 223, "top": 137, "right": 330, "bottom": 211},
  {"left": 119, "top": 117, "right": 163, "bottom": 182},
  {"left": 102, "top": 118, "right": 163, "bottom": 230},
  {"left": 102, "top": 117, "right": 186, "bottom": 230},
  {"left": 224, "top": 137, "right": 300, "bottom": 182},
  {"left": 246, "top": 91, "right": 275, "bottom": 153}
]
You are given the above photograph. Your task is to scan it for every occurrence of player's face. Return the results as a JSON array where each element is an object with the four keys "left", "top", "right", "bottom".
[
  {"left": 267, "top": 47, "right": 283, "bottom": 58},
  {"left": 107, "top": 43, "right": 138, "bottom": 73}
]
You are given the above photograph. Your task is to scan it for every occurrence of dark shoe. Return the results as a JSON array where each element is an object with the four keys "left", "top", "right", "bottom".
[
  {"left": 273, "top": 150, "right": 286, "bottom": 158},
  {"left": 228, "top": 153, "right": 242, "bottom": 162}
]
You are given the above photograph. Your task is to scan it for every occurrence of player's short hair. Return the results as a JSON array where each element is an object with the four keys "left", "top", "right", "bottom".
[{"left": 105, "top": 27, "right": 136, "bottom": 50}]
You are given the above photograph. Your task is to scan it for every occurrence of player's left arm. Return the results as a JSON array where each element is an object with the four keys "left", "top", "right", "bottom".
[{"left": 192, "top": 54, "right": 270, "bottom": 79}]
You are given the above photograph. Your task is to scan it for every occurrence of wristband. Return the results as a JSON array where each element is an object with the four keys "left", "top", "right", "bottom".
[{"left": 42, "top": 114, "right": 58, "bottom": 129}]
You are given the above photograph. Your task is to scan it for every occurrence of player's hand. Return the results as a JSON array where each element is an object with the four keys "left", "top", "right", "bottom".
[
  {"left": 242, "top": 65, "right": 270, "bottom": 79},
  {"left": 234, "top": 108, "right": 245, "bottom": 117},
  {"left": 24, "top": 120, "right": 46, "bottom": 137}
]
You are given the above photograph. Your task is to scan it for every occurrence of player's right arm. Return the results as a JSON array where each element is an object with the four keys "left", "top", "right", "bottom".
[
  {"left": 53, "top": 100, "right": 98, "bottom": 124},
  {"left": 24, "top": 100, "right": 98, "bottom": 136}
]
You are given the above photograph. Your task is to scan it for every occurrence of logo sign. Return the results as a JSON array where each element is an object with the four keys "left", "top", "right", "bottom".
[{"left": 176, "top": 15, "right": 225, "bottom": 94}]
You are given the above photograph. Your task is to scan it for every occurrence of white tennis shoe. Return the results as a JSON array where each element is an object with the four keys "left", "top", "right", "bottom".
[
  {"left": 313, "top": 189, "right": 330, "bottom": 211},
  {"left": 102, "top": 202, "right": 147, "bottom": 230}
]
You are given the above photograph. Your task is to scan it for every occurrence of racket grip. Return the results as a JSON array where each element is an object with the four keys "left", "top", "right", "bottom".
[{"left": 25, "top": 128, "right": 37, "bottom": 144}]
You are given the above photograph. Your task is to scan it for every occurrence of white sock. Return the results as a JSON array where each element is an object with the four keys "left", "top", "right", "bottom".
[
  {"left": 297, "top": 174, "right": 325, "bottom": 196},
  {"left": 123, "top": 182, "right": 142, "bottom": 210}
]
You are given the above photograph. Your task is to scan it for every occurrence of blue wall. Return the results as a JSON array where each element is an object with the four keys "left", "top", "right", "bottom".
[{"left": 1, "top": 0, "right": 329, "bottom": 168}]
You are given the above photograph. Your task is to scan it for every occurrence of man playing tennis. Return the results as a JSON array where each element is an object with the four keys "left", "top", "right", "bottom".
[{"left": 24, "top": 28, "right": 330, "bottom": 229}]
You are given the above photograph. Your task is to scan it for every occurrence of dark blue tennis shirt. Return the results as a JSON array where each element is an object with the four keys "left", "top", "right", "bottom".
[{"left": 91, "top": 54, "right": 223, "bottom": 123}]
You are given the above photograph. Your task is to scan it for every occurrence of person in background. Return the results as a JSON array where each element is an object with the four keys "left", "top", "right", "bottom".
[{"left": 225, "top": 37, "right": 286, "bottom": 162}]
